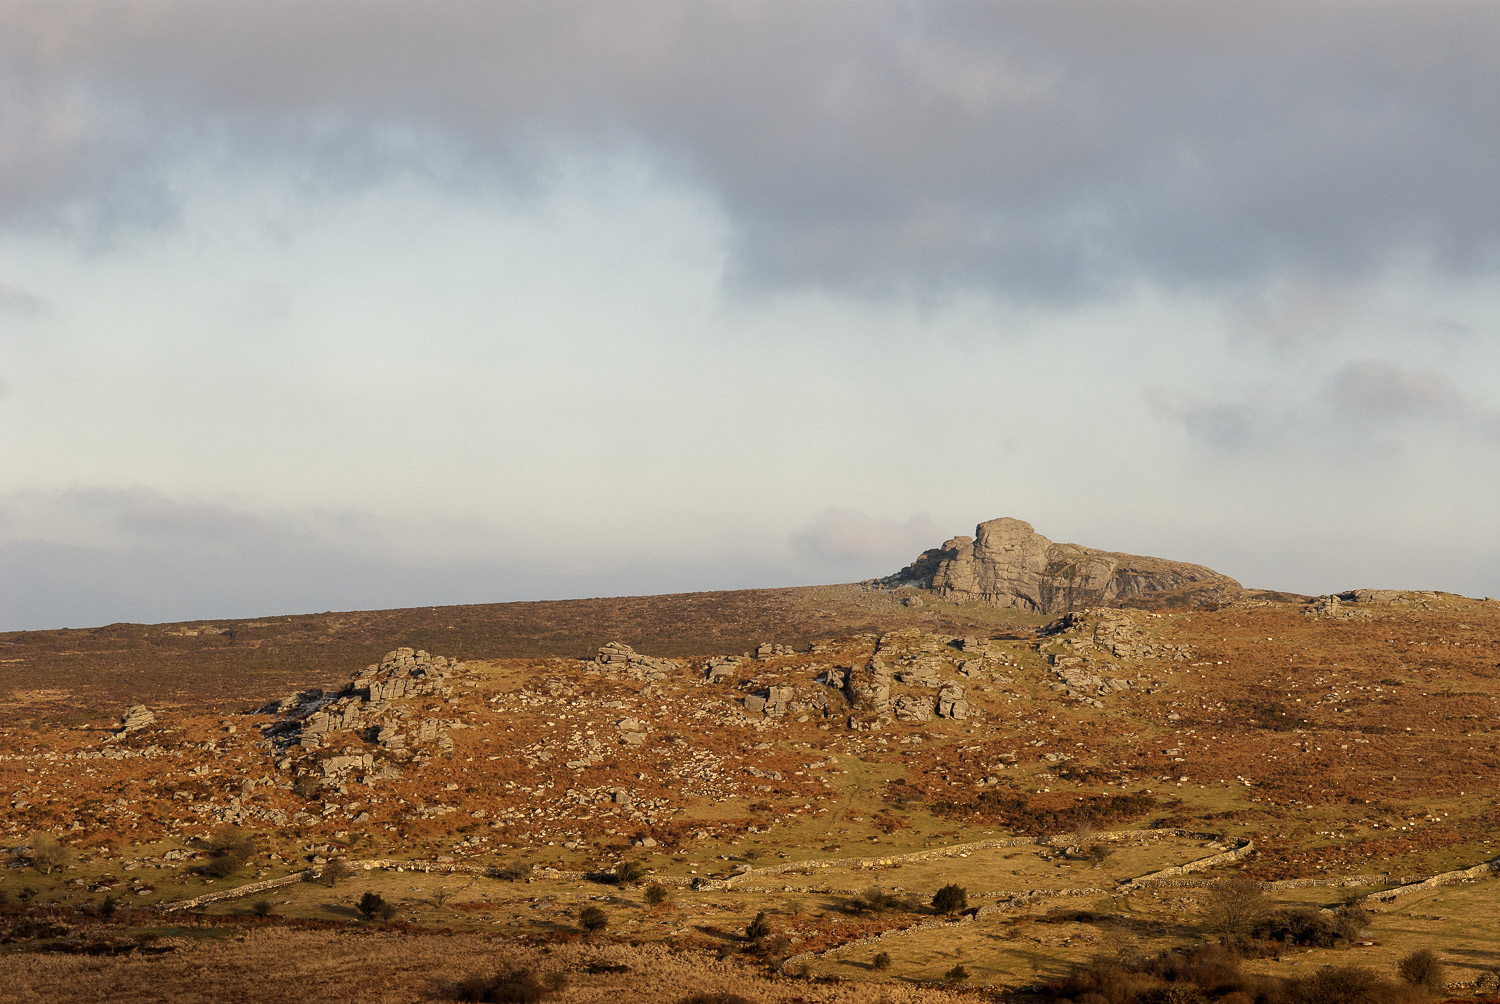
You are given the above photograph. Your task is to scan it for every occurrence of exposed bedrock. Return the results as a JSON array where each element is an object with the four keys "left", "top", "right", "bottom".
[{"left": 885, "top": 516, "right": 1240, "bottom": 614}]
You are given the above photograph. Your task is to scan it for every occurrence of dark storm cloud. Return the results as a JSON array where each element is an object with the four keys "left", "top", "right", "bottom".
[{"left": 2, "top": 1, "right": 1498, "bottom": 299}]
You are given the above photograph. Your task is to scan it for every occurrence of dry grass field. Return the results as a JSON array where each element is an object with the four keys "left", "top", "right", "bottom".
[{"left": 3, "top": 584, "right": 1499, "bottom": 1002}]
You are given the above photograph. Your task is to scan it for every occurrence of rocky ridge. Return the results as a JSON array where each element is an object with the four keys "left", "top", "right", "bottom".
[{"left": 884, "top": 516, "right": 1241, "bottom": 614}]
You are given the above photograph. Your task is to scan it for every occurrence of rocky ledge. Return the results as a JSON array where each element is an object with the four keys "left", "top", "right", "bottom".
[{"left": 884, "top": 516, "right": 1240, "bottom": 614}]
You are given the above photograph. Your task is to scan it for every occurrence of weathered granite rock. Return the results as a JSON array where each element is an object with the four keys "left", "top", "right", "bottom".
[
  {"left": 894, "top": 694, "right": 934, "bottom": 722},
  {"left": 843, "top": 658, "right": 892, "bottom": 715},
  {"left": 114, "top": 705, "right": 155, "bottom": 735},
  {"left": 936, "top": 684, "right": 969, "bottom": 720},
  {"left": 886, "top": 517, "right": 1240, "bottom": 614},
  {"left": 593, "top": 641, "right": 676, "bottom": 678}
]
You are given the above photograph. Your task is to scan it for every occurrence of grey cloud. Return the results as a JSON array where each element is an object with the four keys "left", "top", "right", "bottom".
[
  {"left": 1148, "top": 359, "right": 1500, "bottom": 454},
  {"left": 1326, "top": 359, "right": 1500, "bottom": 444},
  {"left": 3, "top": 1, "right": 1498, "bottom": 301},
  {"left": 1327, "top": 359, "right": 1469, "bottom": 421},
  {"left": 1144, "top": 386, "right": 1288, "bottom": 453},
  {"left": 0, "top": 281, "right": 45, "bottom": 317}
]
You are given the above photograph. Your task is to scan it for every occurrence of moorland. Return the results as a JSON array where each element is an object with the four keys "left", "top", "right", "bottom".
[{"left": 3, "top": 522, "right": 1499, "bottom": 1004}]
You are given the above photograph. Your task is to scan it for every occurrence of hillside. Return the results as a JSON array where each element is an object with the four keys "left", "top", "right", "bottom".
[{"left": 3, "top": 577, "right": 1500, "bottom": 1002}]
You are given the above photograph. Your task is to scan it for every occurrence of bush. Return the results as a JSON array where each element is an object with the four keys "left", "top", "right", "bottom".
[
  {"left": 745, "top": 910, "right": 772, "bottom": 942},
  {"left": 1052, "top": 944, "right": 1244, "bottom": 1004},
  {"left": 99, "top": 894, "right": 118, "bottom": 918},
  {"left": 357, "top": 891, "right": 387, "bottom": 920},
  {"left": 1084, "top": 843, "right": 1116, "bottom": 866},
  {"left": 932, "top": 883, "right": 968, "bottom": 915},
  {"left": 850, "top": 888, "right": 905, "bottom": 914},
  {"left": 1285, "top": 965, "right": 1409, "bottom": 1004},
  {"left": 202, "top": 827, "right": 257, "bottom": 878},
  {"left": 447, "top": 968, "right": 556, "bottom": 1003},
  {"left": 872, "top": 951, "right": 892, "bottom": 971},
  {"left": 644, "top": 883, "right": 671, "bottom": 907},
  {"left": 578, "top": 905, "right": 608, "bottom": 934},
  {"left": 251, "top": 899, "right": 274, "bottom": 917},
  {"left": 495, "top": 861, "right": 531, "bottom": 881},
  {"left": 1201, "top": 877, "right": 1270, "bottom": 952},
  {"left": 321, "top": 858, "right": 355, "bottom": 887},
  {"left": 1397, "top": 950, "right": 1445, "bottom": 994},
  {"left": 28, "top": 832, "right": 70, "bottom": 875},
  {"left": 946, "top": 965, "right": 970, "bottom": 982},
  {"left": 614, "top": 860, "right": 647, "bottom": 885}
]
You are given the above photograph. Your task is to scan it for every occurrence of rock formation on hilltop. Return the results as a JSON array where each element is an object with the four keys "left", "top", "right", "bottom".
[{"left": 884, "top": 517, "right": 1240, "bottom": 614}]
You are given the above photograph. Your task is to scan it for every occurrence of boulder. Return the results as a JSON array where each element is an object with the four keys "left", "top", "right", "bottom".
[
  {"left": 894, "top": 695, "right": 934, "bottom": 722},
  {"left": 936, "top": 684, "right": 969, "bottom": 720},
  {"left": 117, "top": 705, "right": 155, "bottom": 733}
]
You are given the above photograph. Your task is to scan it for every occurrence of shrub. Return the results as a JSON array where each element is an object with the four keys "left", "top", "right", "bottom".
[
  {"left": 850, "top": 888, "right": 905, "bottom": 914},
  {"left": 28, "top": 832, "right": 70, "bottom": 875},
  {"left": 251, "top": 899, "right": 274, "bottom": 917},
  {"left": 614, "top": 860, "right": 647, "bottom": 886},
  {"left": 872, "top": 951, "right": 892, "bottom": 971},
  {"left": 321, "top": 858, "right": 355, "bottom": 887},
  {"left": 946, "top": 965, "right": 970, "bottom": 982},
  {"left": 432, "top": 886, "right": 455, "bottom": 907},
  {"left": 1397, "top": 950, "right": 1445, "bottom": 994},
  {"left": 932, "top": 883, "right": 968, "bottom": 915},
  {"left": 1201, "top": 877, "right": 1270, "bottom": 953},
  {"left": 1085, "top": 843, "right": 1116, "bottom": 866},
  {"left": 99, "top": 895, "right": 118, "bottom": 918},
  {"left": 1285, "top": 965, "right": 1409, "bottom": 1004},
  {"left": 357, "top": 891, "right": 387, "bottom": 920},
  {"left": 644, "top": 883, "right": 671, "bottom": 907},
  {"left": 495, "top": 861, "right": 531, "bottom": 881},
  {"left": 447, "top": 968, "right": 555, "bottom": 1003},
  {"left": 578, "top": 905, "right": 608, "bottom": 934},
  {"left": 745, "top": 910, "right": 772, "bottom": 942},
  {"left": 202, "top": 827, "right": 257, "bottom": 878},
  {"left": 1144, "top": 986, "right": 1209, "bottom": 1004}
]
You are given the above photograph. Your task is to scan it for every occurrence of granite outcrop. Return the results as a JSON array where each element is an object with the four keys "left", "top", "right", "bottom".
[{"left": 885, "top": 516, "right": 1240, "bottom": 614}]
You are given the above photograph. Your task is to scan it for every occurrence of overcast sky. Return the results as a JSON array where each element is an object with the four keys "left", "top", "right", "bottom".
[{"left": 2, "top": 1, "right": 1498, "bottom": 630}]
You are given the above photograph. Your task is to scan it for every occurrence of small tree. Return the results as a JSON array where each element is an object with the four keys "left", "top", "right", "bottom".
[
  {"left": 644, "top": 883, "right": 671, "bottom": 907},
  {"left": 945, "top": 964, "right": 970, "bottom": 982},
  {"left": 29, "top": 832, "right": 70, "bottom": 875},
  {"left": 99, "top": 895, "right": 118, "bottom": 919},
  {"left": 1398, "top": 949, "right": 1446, "bottom": 994},
  {"left": 746, "top": 910, "right": 773, "bottom": 942},
  {"left": 431, "top": 886, "right": 454, "bottom": 908},
  {"left": 203, "top": 827, "right": 257, "bottom": 878},
  {"left": 1201, "top": 876, "right": 1270, "bottom": 952},
  {"left": 1084, "top": 843, "right": 1115, "bottom": 866},
  {"left": 614, "top": 860, "right": 647, "bottom": 886},
  {"left": 932, "top": 883, "right": 968, "bottom": 915},
  {"left": 251, "top": 899, "right": 274, "bottom": 917},
  {"left": 321, "top": 858, "right": 355, "bottom": 887},
  {"left": 357, "top": 891, "right": 387, "bottom": 920},
  {"left": 578, "top": 905, "right": 608, "bottom": 934},
  {"left": 872, "top": 951, "right": 892, "bottom": 971}
]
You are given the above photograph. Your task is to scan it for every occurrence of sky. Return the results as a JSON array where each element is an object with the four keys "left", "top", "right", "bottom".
[{"left": 2, "top": 1, "right": 1498, "bottom": 630}]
